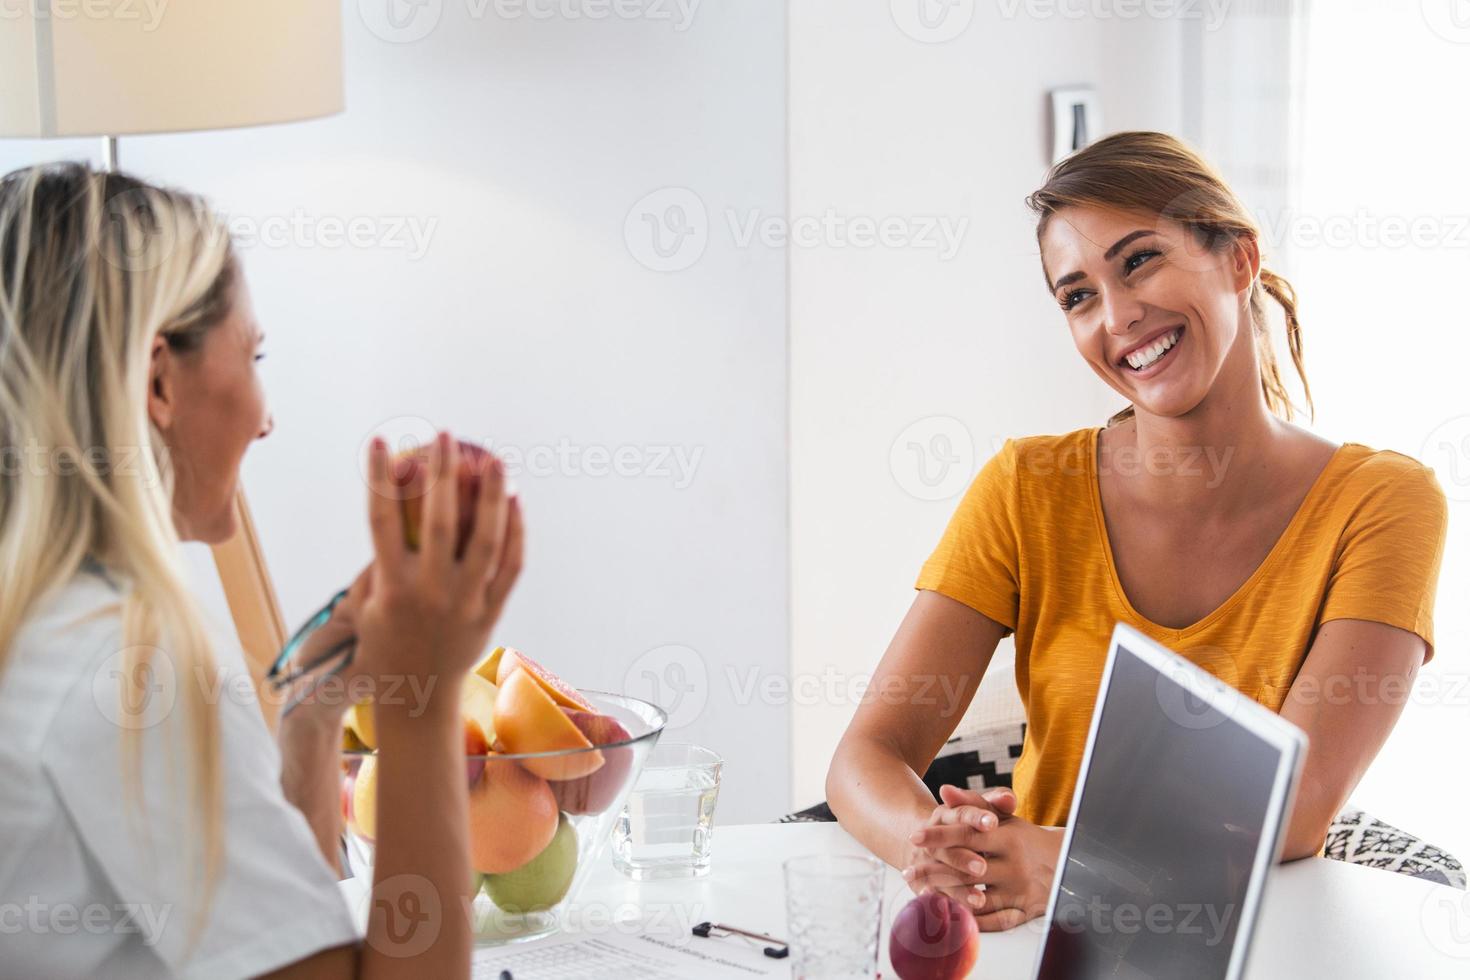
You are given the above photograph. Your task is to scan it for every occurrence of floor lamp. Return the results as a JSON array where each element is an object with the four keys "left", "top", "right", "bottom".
[{"left": 1, "top": 1, "right": 344, "bottom": 714}]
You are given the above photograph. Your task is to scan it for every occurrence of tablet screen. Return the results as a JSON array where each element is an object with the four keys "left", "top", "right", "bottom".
[{"left": 1034, "top": 644, "right": 1282, "bottom": 979}]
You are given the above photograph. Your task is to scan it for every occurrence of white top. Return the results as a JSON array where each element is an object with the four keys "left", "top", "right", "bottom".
[{"left": 0, "top": 566, "right": 359, "bottom": 979}]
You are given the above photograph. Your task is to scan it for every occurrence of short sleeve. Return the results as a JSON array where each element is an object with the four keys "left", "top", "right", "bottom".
[
  {"left": 42, "top": 641, "right": 359, "bottom": 979},
  {"left": 1319, "top": 462, "right": 1448, "bottom": 663},
  {"left": 915, "top": 439, "right": 1022, "bottom": 632}
]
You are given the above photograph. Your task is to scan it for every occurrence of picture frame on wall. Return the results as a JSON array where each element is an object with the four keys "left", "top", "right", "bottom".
[{"left": 1049, "top": 86, "right": 1104, "bottom": 164}]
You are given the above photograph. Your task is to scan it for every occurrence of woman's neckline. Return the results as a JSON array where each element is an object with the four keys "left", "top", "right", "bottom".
[{"left": 1085, "top": 425, "right": 1351, "bottom": 636}]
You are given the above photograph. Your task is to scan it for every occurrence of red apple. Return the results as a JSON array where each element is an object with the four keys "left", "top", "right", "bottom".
[
  {"left": 889, "top": 892, "right": 980, "bottom": 980},
  {"left": 391, "top": 438, "right": 495, "bottom": 558},
  {"left": 548, "top": 709, "right": 635, "bottom": 815}
]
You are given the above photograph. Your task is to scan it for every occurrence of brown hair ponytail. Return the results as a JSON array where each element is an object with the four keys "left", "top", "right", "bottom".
[{"left": 1025, "top": 131, "right": 1313, "bottom": 424}]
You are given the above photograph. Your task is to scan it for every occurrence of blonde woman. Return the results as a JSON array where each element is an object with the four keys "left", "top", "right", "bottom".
[
  {"left": 828, "top": 132, "right": 1447, "bottom": 928},
  {"left": 0, "top": 163, "right": 523, "bottom": 978}
]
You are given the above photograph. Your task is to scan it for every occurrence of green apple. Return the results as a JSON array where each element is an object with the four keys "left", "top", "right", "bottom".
[
  {"left": 483, "top": 814, "right": 579, "bottom": 913},
  {"left": 472, "top": 871, "right": 488, "bottom": 897}
]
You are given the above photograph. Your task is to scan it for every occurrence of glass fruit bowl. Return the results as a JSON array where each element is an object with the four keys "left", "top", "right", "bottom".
[{"left": 342, "top": 690, "right": 667, "bottom": 945}]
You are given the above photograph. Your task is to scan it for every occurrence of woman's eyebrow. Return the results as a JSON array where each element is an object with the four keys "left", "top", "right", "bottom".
[{"left": 1050, "top": 229, "right": 1161, "bottom": 293}]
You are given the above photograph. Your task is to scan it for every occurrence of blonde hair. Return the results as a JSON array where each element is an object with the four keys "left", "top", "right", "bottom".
[
  {"left": 0, "top": 163, "right": 235, "bottom": 932},
  {"left": 1026, "top": 131, "right": 1312, "bottom": 425}
]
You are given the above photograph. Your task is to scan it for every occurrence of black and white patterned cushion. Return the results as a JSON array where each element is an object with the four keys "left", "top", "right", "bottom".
[
  {"left": 778, "top": 723, "right": 1027, "bottom": 824},
  {"left": 1326, "top": 807, "right": 1466, "bottom": 889}
]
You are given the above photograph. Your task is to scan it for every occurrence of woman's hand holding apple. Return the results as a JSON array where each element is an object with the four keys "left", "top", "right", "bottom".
[{"left": 355, "top": 431, "right": 524, "bottom": 722}]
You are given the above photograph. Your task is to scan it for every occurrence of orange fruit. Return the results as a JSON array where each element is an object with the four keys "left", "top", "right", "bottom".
[
  {"left": 467, "top": 757, "right": 559, "bottom": 874},
  {"left": 492, "top": 668, "right": 603, "bottom": 780},
  {"left": 494, "top": 647, "right": 594, "bottom": 713}
]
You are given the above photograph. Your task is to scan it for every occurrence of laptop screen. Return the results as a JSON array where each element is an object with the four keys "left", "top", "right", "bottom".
[{"left": 1034, "top": 642, "right": 1284, "bottom": 979}]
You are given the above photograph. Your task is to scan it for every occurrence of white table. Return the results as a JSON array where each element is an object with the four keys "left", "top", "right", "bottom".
[{"left": 343, "top": 822, "right": 1470, "bottom": 977}]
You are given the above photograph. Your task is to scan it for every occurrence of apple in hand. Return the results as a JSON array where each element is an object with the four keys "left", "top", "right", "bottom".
[
  {"left": 549, "top": 710, "right": 635, "bottom": 815},
  {"left": 391, "top": 437, "right": 496, "bottom": 558},
  {"left": 889, "top": 892, "right": 980, "bottom": 980}
]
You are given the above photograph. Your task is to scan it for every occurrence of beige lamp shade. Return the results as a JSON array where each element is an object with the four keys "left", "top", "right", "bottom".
[{"left": 0, "top": 0, "right": 343, "bottom": 137}]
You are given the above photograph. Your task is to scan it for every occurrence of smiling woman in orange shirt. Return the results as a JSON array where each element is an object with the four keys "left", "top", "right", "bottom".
[{"left": 826, "top": 131, "right": 1448, "bottom": 931}]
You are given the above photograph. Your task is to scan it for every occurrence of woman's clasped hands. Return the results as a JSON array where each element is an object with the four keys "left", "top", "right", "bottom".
[{"left": 903, "top": 784, "right": 1065, "bottom": 931}]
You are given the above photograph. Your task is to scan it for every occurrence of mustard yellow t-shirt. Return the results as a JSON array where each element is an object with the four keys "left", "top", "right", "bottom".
[{"left": 916, "top": 427, "right": 1448, "bottom": 830}]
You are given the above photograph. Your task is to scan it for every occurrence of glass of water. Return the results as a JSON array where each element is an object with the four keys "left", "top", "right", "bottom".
[
  {"left": 611, "top": 742, "right": 722, "bottom": 880},
  {"left": 783, "top": 854, "right": 885, "bottom": 980}
]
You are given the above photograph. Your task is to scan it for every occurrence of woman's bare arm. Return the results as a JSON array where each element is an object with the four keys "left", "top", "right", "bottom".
[
  {"left": 1275, "top": 618, "right": 1425, "bottom": 861},
  {"left": 826, "top": 590, "right": 1007, "bottom": 869}
]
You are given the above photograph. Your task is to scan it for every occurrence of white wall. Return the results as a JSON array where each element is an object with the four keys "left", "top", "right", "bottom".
[
  {"left": 787, "top": 3, "right": 1185, "bottom": 805},
  {"left": 1289, "top": 5, "right": 1470, "bottom": 862},
  {"left": 0, "top": 0, "right": 791, "bottom": 824}
]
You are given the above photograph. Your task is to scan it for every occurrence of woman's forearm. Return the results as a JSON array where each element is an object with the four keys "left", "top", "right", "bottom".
[
  {"left": 279, "top": 709, "right": 349, "bottom": 875},
  {"left": 361, "top": 695, "right": 472, "bottom": 980},
  {"left": 826, "top": 733, "right": 937, "bottom": 871}
]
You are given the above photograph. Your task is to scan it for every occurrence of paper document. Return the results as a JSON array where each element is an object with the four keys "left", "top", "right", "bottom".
[{"left": 473, "top": 930, "right": 789, "bottom": 979}]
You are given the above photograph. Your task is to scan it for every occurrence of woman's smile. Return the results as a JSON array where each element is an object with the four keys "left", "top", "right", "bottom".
[{"left": 1118, "top": 324, "right": 1185, "bottom": 380}]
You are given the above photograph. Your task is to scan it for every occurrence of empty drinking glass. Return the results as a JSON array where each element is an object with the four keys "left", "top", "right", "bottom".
[
  {"left": 611, "top": 742, "right": 722, "bottom": 880},
  {"left": 783, "top": 854, "right": 885, "bottom": 980}
]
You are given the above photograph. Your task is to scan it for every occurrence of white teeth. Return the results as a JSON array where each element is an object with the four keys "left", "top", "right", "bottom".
[{"left": 1125, "top": 328, "right": 1181, "bottom": 371}]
